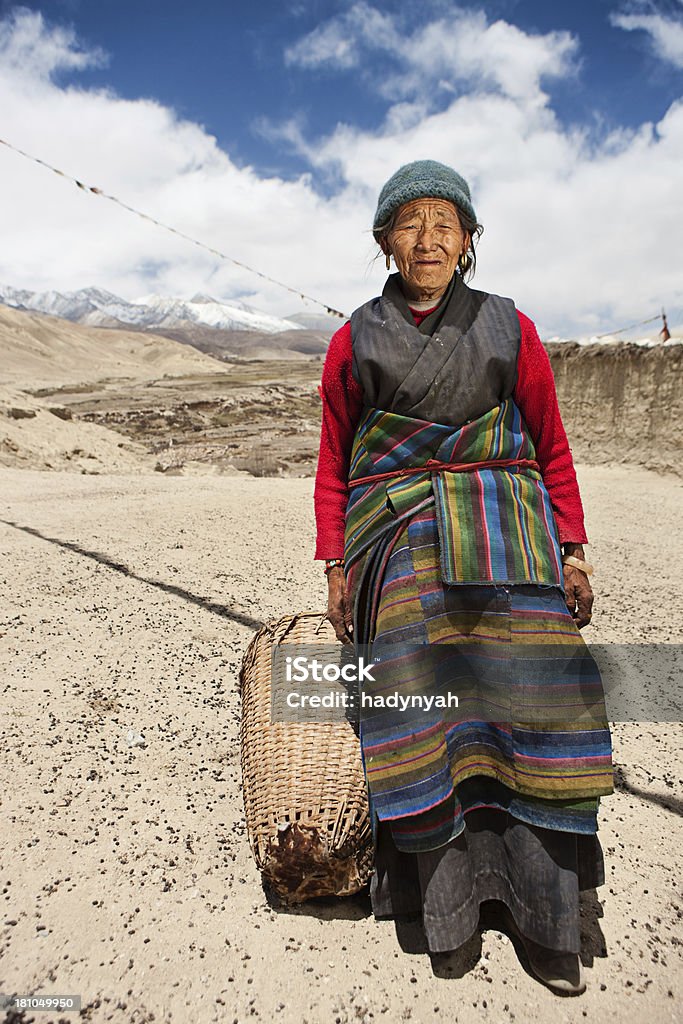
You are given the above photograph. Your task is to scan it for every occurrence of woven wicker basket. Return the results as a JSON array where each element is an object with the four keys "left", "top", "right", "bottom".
[{"left": 238, "top": 611, "right": 373, "bottom": 903}]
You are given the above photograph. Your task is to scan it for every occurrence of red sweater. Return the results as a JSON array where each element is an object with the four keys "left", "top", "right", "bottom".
[{"left": 314, "top": 307, "right": 588, "bottom": 559}]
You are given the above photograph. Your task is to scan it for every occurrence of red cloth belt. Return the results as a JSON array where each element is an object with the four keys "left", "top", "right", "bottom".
[{"left": 349, "top": 457, "right": 541, "bottom": 489}]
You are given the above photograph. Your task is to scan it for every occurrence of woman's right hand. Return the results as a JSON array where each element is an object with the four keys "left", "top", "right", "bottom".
[{"left": 327, "top": 567, "right": 354, "bottom": 644}]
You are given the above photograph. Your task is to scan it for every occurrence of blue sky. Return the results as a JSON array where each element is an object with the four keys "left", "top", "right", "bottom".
[
  {"left": 4, "top": 0, "right": 680, "bottom": 177},
  {"left": 0, "top": 1, "right": 682, "bottom": 336}
]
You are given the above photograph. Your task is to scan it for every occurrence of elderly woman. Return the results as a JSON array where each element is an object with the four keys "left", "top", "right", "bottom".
[{"left": 314, "top": 160, "right": 613, "bottom": 995}]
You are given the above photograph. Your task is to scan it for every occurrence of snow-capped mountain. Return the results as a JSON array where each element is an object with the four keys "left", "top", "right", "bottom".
[
  {"left": 0, "top": 284, "right": 303, "bottom": 335},
  {"left": 286, "top": 310, "right": 346, "bottom": 331}
]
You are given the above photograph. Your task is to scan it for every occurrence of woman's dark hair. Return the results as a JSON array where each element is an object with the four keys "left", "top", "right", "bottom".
[
  {"left": 453, "top": 207, "right": 484, "bottom": 281},
  {"left": 373, "top": 202, "right": 484, "bottom": 282}
]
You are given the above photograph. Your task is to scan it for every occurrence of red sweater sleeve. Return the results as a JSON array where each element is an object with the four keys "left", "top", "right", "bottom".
[
  {"left": 314, "top": 322, "right": 362, "bottom": 559},
  {"left": 313, "top": 309, "right": 588, "bottom": 559},
  {"left": 513, "top": 311, "right": 588, "bottom": 544}
]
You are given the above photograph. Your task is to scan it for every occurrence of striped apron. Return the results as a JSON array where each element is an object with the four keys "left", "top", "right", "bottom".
[{"left": 343, "top": 401, "right": 613, "bottom": 853}]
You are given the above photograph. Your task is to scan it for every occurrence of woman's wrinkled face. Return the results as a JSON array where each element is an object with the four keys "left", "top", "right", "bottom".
[{"left": 383, "top": 198, "right": 468, "bottom": 303}]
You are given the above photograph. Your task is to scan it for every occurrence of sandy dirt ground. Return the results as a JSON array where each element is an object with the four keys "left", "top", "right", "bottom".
[{"left": 1, "top": 464, "right": 682, "bottom": 1024}]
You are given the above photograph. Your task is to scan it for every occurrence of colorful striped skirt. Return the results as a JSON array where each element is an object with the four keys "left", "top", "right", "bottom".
[{"left": 347, "top": 505, "right": 613, "bottom": 855}]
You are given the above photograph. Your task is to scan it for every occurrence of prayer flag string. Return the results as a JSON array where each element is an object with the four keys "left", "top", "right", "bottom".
[
  {"left": 1, "top": 137, "right": 674, "bottom": 338},
  {"left": 0, "top": 137, "right": 348, "bottom": 319},
  {"left": 595, "top": 313, "right": 663, "bottom": 339}
]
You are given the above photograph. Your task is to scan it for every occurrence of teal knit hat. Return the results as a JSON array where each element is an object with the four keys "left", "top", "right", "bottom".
[{"left": 373, "top": 160, "right": 477, "bottom": 236}]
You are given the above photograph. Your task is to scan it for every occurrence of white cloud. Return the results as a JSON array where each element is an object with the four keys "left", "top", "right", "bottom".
[
  {"left": 611, "top": 7, "right": 683, "bottom": 69},
  {"left": 284, "top": 3, "right": 400, "bottom": 71},
  {"left": 0, "top": 5, "right": 681, "bottom": 337},
  {"left": 285, "top": 4, "right": 579, "bottom": 105},
  {"left": 0, "top": 4, "right": 106, "bottom": 78},
  {"left": 0, "top": 9, "right": 369, "bottom": 320}
]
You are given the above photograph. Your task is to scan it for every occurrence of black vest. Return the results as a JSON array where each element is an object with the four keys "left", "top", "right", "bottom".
[{"left": 350, "top": 274, "right": 520, "bottom": 428}]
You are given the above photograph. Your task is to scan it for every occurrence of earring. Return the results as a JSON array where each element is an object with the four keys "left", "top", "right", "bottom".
[
  {"left": 385, "top": 253, "right": 391, "bottom": 271},
  {"left": 458, "top": 252, "right": 469, "bottom": 271}
]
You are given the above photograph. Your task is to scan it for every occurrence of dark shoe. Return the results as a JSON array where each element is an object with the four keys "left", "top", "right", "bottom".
[
  {"left": 497, "top": 906, "right": 586, "bottom": 996},
  {"left": 520, "top": 936, "right": 586, "bottom": 996}
]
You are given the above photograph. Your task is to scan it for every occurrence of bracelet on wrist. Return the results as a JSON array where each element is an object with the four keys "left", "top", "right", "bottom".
[
  {"left": 324, "top": 558, "right": 345, "bottom": 575},
  {"left": 561, "top": 554, "right": 594, "bottom": 576}
]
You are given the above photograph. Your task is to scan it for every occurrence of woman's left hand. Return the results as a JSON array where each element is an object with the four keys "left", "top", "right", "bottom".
[{"left": 563, "top": 563, "right": 593, "bottom": 628}]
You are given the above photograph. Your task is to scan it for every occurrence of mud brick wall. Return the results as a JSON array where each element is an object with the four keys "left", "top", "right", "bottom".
[{"left": 546, "top": 343, "right": 682, "bottom": 476}]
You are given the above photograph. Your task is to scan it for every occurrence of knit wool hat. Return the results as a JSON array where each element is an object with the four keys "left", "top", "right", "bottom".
[{"left": 373, "top": 160, "right": 477, "bottom": 236}]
